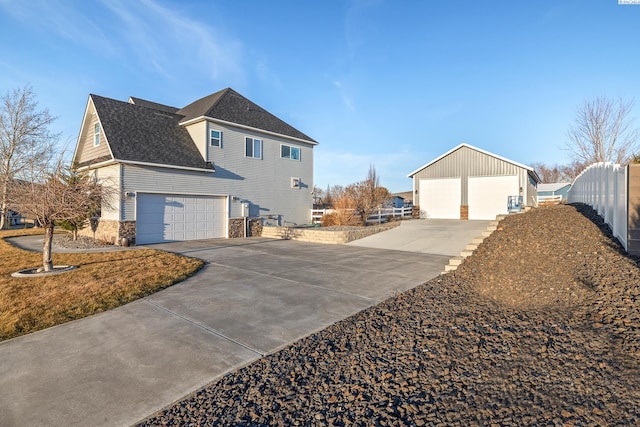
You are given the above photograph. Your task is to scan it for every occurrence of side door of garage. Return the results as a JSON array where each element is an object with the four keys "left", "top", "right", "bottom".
[{"left": 136, "top": 193, "right": 227, "bottom": 244}]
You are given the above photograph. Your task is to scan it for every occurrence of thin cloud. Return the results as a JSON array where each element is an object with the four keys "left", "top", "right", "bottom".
[
  {"left": 101, "top": 0, "right": 244, "bottom": 82},
  {"left": 0, "top": 0, "right": 118, "bottom": 55},
  {"left": 332, "top": 80, "right": 355, "bottom": 111}
]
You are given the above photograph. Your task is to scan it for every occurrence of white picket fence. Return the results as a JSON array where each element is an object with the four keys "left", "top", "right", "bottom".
[
  {"left": 568, "top": 162, "right": 627, "bottom": 251},
  {"left": 311, "top": 206, "right": 413, "bottom": 224}
]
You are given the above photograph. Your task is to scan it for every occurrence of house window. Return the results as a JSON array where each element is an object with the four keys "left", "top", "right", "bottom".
[
  {"left": 210, "top": 129, "right": 221, "bottom": 147},
  {"left": 245, "top": 137, "right": 262, "bottom": 159},
  {"left": 281, "top": 144, "right": 300, "bottom": 161},
  {"left": 94, "top": 123, "right": 100, "bottom": 147}
]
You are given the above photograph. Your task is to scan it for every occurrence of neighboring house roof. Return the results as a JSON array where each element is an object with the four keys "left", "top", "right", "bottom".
[
  {"left": 537, "top": 183, "right": 571, "bottom": 192},
  {"left": 393, "top": 191, "right": 414, "bottom": 202},
  {"left": 407, "top": 142, "right": 542, "bottom": 183},
  {"left": 177, "top": 88, "right": 317, "bottom": 144},
  {"left": 88, "top": 94, "right": 214, "bottom": 171}
]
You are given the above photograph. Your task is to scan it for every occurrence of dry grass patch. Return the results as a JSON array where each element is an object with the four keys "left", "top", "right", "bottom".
[{"left": 0, "top": 228, "right": 204, "bottom": 341}]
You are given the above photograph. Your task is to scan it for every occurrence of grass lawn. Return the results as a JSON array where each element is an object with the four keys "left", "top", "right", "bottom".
[{"left": 0, "top": 228, "right": 204, "bottom": 341}]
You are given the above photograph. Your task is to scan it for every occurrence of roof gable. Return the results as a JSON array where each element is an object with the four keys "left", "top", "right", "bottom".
[
  {"left": 177, "top": 88, "right": 317, "bottom": 143},
  {"left": 88, "top": 94, "right": 213, "bottom": 171},
  {"left": 408, "top": 143, "right": 540, "bottom": 182}
]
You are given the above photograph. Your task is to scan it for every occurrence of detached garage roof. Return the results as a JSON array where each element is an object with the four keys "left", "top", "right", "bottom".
[{"left": 408, "top": 143, "right": 541, "bottom": 182}]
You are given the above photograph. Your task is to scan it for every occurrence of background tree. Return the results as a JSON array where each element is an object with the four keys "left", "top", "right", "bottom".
[
  {"left": 566, "top": 96, "right": 639, "bottom": 166},
  {"left": 55, "top": 166, "right": 99, "bottom": 240},
  {"left": 532, "top": 161, "right": 587, "bottom": 183},
  {"left": 532, "top": 162, "right": 563, "bottom": 184},
  {"left": 7, "top": 156, "right": 106, "bottom": 272},
  {"left": 350, "top": 164, "right": 391, "bottom": 225},
  {"left": 0, "top": 85, "right": 57, "bottom": 229}
]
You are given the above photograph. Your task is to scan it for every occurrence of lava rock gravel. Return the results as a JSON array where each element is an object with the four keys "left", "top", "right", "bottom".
[{"left": 138, "top": 204, "right": 640, "bottom": 426}]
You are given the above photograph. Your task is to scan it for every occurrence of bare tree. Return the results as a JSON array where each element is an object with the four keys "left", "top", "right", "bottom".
[
  {"left": 566, "top": 97, "right": 639, "bottom": 165},
  {"left": 560, "top": 160, "right": 588, "bottom": 182},
  {"left": 7, "top": 157, "right": 105, "bottom": 272},
  {"left": 350, "top": 164, "right": 391, "bottom": 225},
  {"left": 0, "top": 85, "right": 57, "bottom": 229},
  {"left": 532, "top": 162, "right": 563, "bottom": 184}
]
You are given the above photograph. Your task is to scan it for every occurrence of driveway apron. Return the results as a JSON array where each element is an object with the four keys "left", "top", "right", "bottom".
[{"left": 0, "top": 220, "right": 487, "bottom": 427}]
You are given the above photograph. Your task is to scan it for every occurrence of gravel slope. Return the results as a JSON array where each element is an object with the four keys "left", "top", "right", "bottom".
[{"left": 138, "top": 204, "right": 640, "bottom": 426}]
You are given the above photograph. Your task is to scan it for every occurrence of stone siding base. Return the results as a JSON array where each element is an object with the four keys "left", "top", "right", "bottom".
[
  {"left": 228, "top": 218, "right": 263, "bottom": 238},
  {"left": 78, "top": 219, "right": 136, "bottom": 245},
  {"left": 412, "top": 205, "right": 421, "bottom": 219}
]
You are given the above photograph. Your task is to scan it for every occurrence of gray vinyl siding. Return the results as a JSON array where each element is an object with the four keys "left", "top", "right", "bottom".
[
  {"left": 120, "top": 122, "right": 314, "bottom": 225},
  {"left": 412, "top": 146, "right": 537, "bottom": 207}
]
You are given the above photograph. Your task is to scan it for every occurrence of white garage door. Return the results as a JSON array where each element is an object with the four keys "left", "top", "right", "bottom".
[
  {"left": 468, "top": 176, "right": 519, "bottom": 220},
  {"left": 419, "top": 178, "right": 461, "bottom": 219},
  {"left": 136, "top": 194, "right": 227, "bottom": 244}
]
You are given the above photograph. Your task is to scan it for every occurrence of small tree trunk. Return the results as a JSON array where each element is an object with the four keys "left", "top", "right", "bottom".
[
  {"left": 72, "top": 228, "right": 78, "bottom": 241},
  {"left": 42, "top": 225, "right": 54, "bottom": 272}
]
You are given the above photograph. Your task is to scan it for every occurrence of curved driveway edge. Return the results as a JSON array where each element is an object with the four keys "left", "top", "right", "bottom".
[{"left": 0, "top": 221, "right": 486, "bottom": 427}]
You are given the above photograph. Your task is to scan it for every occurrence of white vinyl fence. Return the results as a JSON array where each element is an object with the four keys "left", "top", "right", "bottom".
[
  {"left": 311, "top": 207, "right": 413, "bottom": 224},
  {"left": 568, "top": 162, "right": 627, "bottom": 251}
]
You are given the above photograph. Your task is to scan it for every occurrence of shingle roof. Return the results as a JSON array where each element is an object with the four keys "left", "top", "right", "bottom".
[
  {"left": 177, "top": 88, "right": 317, "bottom": 143},
  {"left": 91, "top": 95, "right": 213, "bottom": 171},
  {"left": 128, "top": 97, "right": 179, "bottom": 114}
]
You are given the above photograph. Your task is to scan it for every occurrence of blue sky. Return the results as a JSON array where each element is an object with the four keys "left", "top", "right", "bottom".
[{"left": 1, "top": 0, "right": 639, "bottom": 193}]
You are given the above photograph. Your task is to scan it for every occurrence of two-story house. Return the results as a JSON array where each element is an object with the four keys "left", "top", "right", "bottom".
[{"left": 72, "top": 88, "right": 317, "bottom": 245}]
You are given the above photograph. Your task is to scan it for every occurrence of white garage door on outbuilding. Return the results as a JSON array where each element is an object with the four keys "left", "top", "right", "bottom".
[
  {"left": 408, "top": 143, "right": 541, "bottom": 220},
  {"left": 419, "top": 178, "right": 461, "bottom": 219},
  {"left": 136, "top": 193, "right": 227, "bottom": 244},
  {"left": 468, "top": 175, "right": 519, "bottom": 220}
]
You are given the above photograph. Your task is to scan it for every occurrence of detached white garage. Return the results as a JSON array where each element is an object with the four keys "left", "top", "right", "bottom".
[
  {"left": 408, "top": 143, "right": 540, "bottom": 221},
  {"left": 136, "top": 193, "right": 227, "bottom": 244}
]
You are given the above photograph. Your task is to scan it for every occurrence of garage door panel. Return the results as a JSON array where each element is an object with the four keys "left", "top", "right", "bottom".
[
  {"left": 468, "top": 176, "right": 518, "bottom": 220},
  {"left": 136, "top": 194, "right": 226, "bottom": 244},
  {"left": 419, "top": 178, "right": 461, "bottom": 219}
]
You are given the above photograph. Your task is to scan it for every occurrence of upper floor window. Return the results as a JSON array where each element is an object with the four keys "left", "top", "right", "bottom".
[
  {"left": 245, "top": 137, "right": 262, "bottom": 159},
  {"left": 94, "top": 123, "right": 100, "bottom": 147},
  {"left": 210, "top": 129, "right": 221, "bottom": 147},
  {"left": 281, "top": 144, "right": 300, "bottom": 161}
]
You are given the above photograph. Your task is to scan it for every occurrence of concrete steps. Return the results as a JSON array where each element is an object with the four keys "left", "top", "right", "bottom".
[{"left": 441, "top": 214, "right": 507, "bottom": 274}]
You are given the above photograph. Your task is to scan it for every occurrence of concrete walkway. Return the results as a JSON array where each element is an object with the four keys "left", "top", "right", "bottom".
[{"left": 0, "top": 221, "right": 488, "bottom": 427}]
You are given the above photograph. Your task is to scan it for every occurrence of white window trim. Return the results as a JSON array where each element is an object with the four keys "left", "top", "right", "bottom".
[
  {"left": 209, "top": 127, "right": 222, "bottom": 148},
  {"left": 245, "top": 137, "right": 263, "bottom": 159},
  {"left": 94, "top": 122, "right": 100, "bottom": 147},
  {"left": 280, "top": 144, "right": 301, "bottom": 161}
]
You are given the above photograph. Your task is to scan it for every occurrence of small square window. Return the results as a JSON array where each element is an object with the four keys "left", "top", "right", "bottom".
[{"left": 210, "top": 129, "right": 221, "bottom": 147}]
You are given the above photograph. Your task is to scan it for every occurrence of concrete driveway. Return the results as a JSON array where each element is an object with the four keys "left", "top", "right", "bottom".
[
  {"left": 348, "top": 219, "right": 490, "bottom": 255},
  {"left": 0, "top": 220, "right": 488, "bottom": 427}
]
